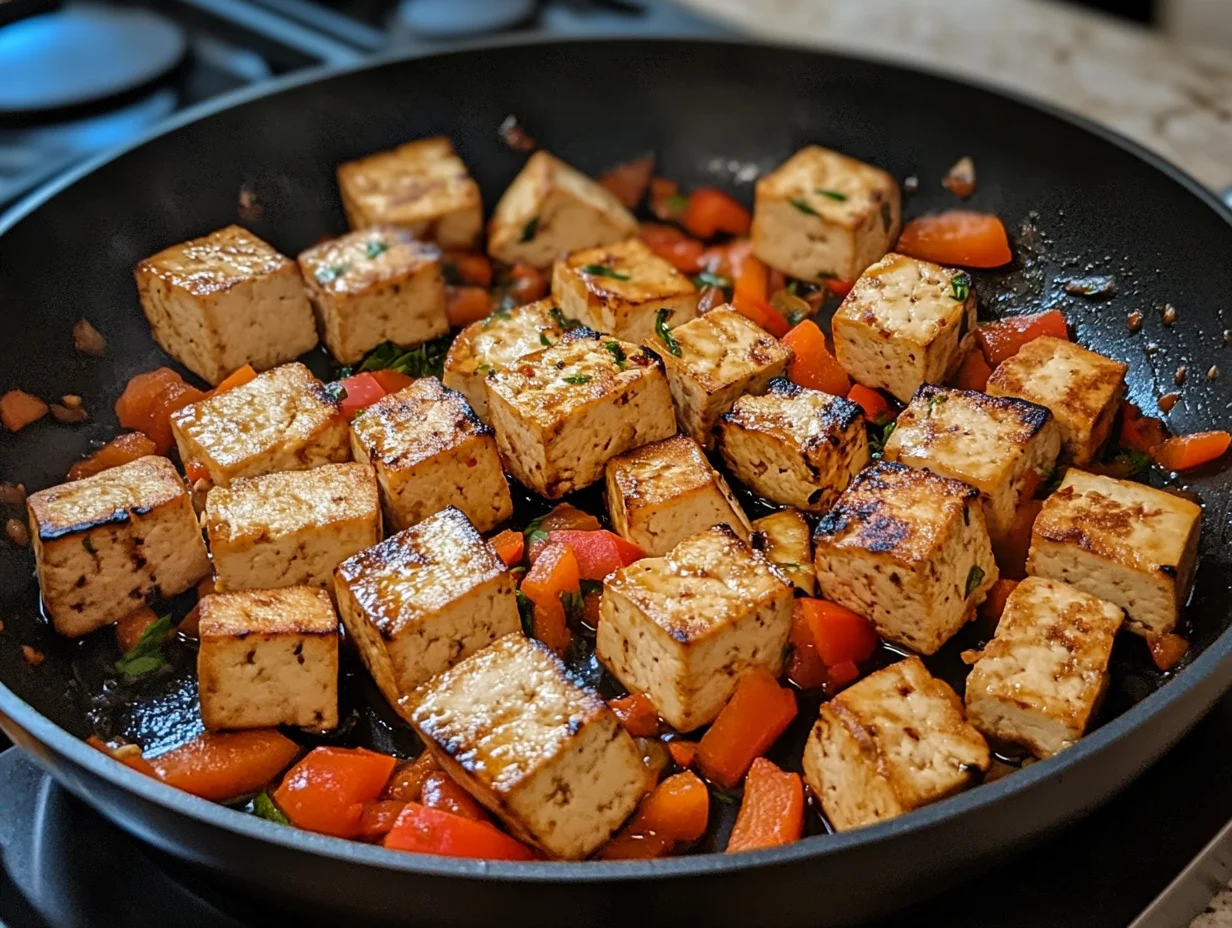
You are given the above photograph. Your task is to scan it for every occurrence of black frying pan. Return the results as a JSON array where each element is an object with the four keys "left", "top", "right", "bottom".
[{"left": 2, "top": 36, "right": 1232, "bottom": 928}]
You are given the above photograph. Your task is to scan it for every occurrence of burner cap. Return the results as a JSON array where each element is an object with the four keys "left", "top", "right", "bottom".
[
  {"left": 396, "top": 0, "right": 536, "bottom": 37},
  {"left": 0, "top": 3, "right": 186, "bottom": 114}
]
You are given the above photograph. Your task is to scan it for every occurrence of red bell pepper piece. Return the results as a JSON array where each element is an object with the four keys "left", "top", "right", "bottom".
[
  {"left": 335, "top": 373, "right": 388, "bottom": 421},
  {"left": 539, "top": 530, "right": 643, "bottom": 579},
  {"left": 273, "top": 746, "right": 397, "bottom": 838},
  {"left": 697, "top": 670, "right": 797, "bottom": 789},
  {"left": 974, "top": 310, "right": 1069, "bottom": 368},
  {"left": 384, "top": 803, "right": 536, "bottom": 860},
  {"left": 796, "top": 598, "right": 878, "bottom": 667},
  {"left": 152, "top": 730, "right": 300, "bottom": 801}
]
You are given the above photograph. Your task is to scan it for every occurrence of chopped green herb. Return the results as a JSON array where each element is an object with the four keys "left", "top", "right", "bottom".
[
  {"left": 711, "top": 787, "right": 742, "bottom": 805},
  {"left": 114, "top": 614, "right": 173, "bottom": 681},
  {"left": 655, "top": 308, "right": 682, "bottom": 357},
  {"left": 951, "top": 272, "right": 971, "bottom": 302},
  {"left": 787, "top": 280, "right": 801, "bottom": 296},
  {"left": 869, "top": 421, "right": 896, "bottom": 458},
  {"left": 925, "top": 393, "right": 949, "bottom": 412},
  {"left": 1108, "top": 447, "right": 1152, "bottom": 479},
  {"left": 515, "top": 589, "right": 535, "bottom": 636},
  {"left": 664, "top": 194, "right": 689, "bottom": 214},
  {"left": 441, "top": 261, "right": 461, "bottom": 285},
  {"left": 790, "top": 198, "right": 821, "bottom": 218},
  {"left": 549, "top": 307, "right": 580, "bottom": 331},
  {"left": 1039, "top": 468, "right": 1063, "bottom": 496},
  {"left": 509, "top": 565, "right": 527, "bottom": 577},
  {"left": 880, "top": 202, "right": 893, "bottom": 232},
  {"left": 604, "top": 340, "right": 627, "bottom": 369},
  {"left": 563, "top": 374, "right": 592, "bottom": 385},
  {"left": 964, "top": 565, "right": 986, "bottom": 598},
  {"left": 816, "top": 188, "right": 848, "bottom": 201},
  {"left": 539, "top": 333, "right": 552, "bottom": 347},
  {"left": 580, "top": 264, "right": 631, "bottom": 281},
  {"left": 315, "top": 264, "right": 349, "bottom": 284},
  {"left": 356, "top": 337, "right": 452, "bottom": 379},
  {"left": 579, "top": 579, "right": 604, "bottom": 597},
  {"left": 323, "top": 382, "right": 348, "bottom": 404},
  {"left": 251, "top": 792, "right": 289, "bottom": 825},
  {"left": 692, "top": 271, "right": 732, "bottom": 291},
  {"left": 476, "top": 363, "right": 493, "bottom": 374},
  {"left": 82, "top": 538, "right": 97, "bottom": 554},
  {"left": 560, "top": 590, "right": 584, "bottom": 624},
  {"left": 364, "top": 239, "right": 390, "bottom": 259},
  {"left": 519, "top": 216, "right": 539, "bottom": 244},
  {"left": 785, "top": 309, "right": 808, "bottom": 327}
]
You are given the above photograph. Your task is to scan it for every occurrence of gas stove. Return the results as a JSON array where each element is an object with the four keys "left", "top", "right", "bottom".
[
  {"left": 3, "top": 693, "right": 1232, "bottom": 927},
  {"left": 0, "top": 0, "right": 724, "bottom": 209}
]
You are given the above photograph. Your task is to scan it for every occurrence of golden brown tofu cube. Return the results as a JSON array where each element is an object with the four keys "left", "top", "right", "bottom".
[
  {"left": 197, "top": 585, "right": 339, "bottom": 731},
  {"left": 813, "top": 462, "right": 998, "bottom": 655},
  {"left": 27, "top": 456, "right": 210, "bottom": 637},
  {"left": 336, "top": 137, "right": 483, "bottom": 249},
  {"left": 405, "top": 633, "right": 651, "bottom": 860},
  {"left": 751, "top": 509, "right": 815, "bottom": 595},
  {"left": 484, "top": 328, "right": 677, "bottom": 499},
  {"left": 134, "top": 225, "right": 318, "bottom": 386},
  {"left": 986, "top": 336, "right": 1127, "bottom": 466},
  {"left": 831, "top": 253, "right": 977, "bottom": 403},
  {"left": 650, "top": 306, "right": 792, "bottom": 447},
  {"left": 596, "top": 525, "right": 794, "bottom": 732},
  {"left": 751, "top": 145, "right": 901, "bottom": 285},
  {"left": 551, "top": 238, "right": 699, "bottom": 342},
  {"left": 486, "top": 151, "right": 638, "bottom": 269},
  {"left": 605, "top": 434, "right": 751, "bottom": 556},
  {"left": 171, "top": 362, "right": 351, "bottom": 489},
  {"left": 204, "top": 463, "right": 381, "bottom": 594},
  {"left": 717, "top": 377, "right": 869, "bottom": 512},
  {"left": 964, "top": 577, "right": 1122, "bottom": 757},
  {"left": 1027, "top": 468, "right": 1201, "bottom": 638},
  {"left": 349, "top": 376, "right": 512, "bottom": 533},
  {"left": 441, "top": 298, "right": 567, "bottom": 420},
  {"left": 882, "top": 385, "right": 1060, "bottom": 540},
  {"left": 297, "top": 226, "right": 448, "bottom": 365},
  {"left": 802, "top": 656, "right": 989, "bottom": 832},
  {"left": 334, "top": 506, "right": 521, "bottom": 713}
]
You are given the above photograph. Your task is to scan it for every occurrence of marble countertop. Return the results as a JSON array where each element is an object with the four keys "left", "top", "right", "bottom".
[{"left": 677, "top": 0, "right": 1232, "bottom": 193}]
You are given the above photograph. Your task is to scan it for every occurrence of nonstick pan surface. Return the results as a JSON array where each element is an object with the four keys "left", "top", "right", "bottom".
[{"left": 2, "top": 36, "right": 1232, "bottom": 928}]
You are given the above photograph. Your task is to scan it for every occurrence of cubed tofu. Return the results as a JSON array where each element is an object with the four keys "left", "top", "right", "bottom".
[
  {"left": 751, "top": 145, "right": 901, "bottom": 285},
  {"left": 442, "top": 298, "right": 566, "bottom": 420},
  {"left": 134, "top": 225, "right": 318, "bottom": 386},
  {"left": 831, "top": 253, "right": 977, "bottom": 403},
  {"left": 651, "top": 306, "right": 792, "bottom": 448},
  {"left": 171, "top": 363, "right": 350, "bottom": 488},
  {"left": 717, "top": 377, "right": 869, "bottom": 512},
  {"left": 485, "top": 328, "right": 676, "bottom": 499},
  {"left": 605, "top": 434, "right": 751, "bottom": 556},
  {"left": 801, "top": 656, "right": 989, "bottom": 832},
  {"left": 964, "top": 577, "right": 1122, "bottom": 757},
  {"left": 551, "top": 238, "right": 700, "bottom": 342},
  {"left": 486, "top": 150, "right": 638, "bottom": 269},
  {"left": 26, "top": 456, "right": 209, "bottom": 637},
  {"left": 986, "top": 336, "right": 1128, "bottom": 466},
  {"left": 596, "top": 525, "right": 794, "bottom": 732},
  {"left": 882, "top": 385, "right": 1060, "bottom": 540},
  {"left": 1027, "top": 468, "right": 1201, "bottom": 638},
  {"left": 349, "top": 376, "right": 512, "bottom": 533},
  {"left": 405, "top": 633, "right": 651, "bottom": 860},
  {"left": 197, "top": 585, "right": 339, "bottom": 731},
  {"left": 334, "top": 506, "right": 520, "bottom": 710},
  {"left": 297, "top": 226, "right": 447, "bottom": 365},
  {"left": 336, "top": 137, "right": 483, "bottom": 249},
  {"left": 204, "top": 463, "right": 381, "bottom": 594},
  {"left": 813, "top": 462, "right": 998, "bottom": 655},
  {"left": 751, "top": 509, "right": 815, "bottom": 595}
]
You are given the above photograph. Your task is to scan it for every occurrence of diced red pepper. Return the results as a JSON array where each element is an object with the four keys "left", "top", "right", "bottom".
[
  {"left": 725, "top": 758, "right": 804, "bottom": 853},
  {"left": 608, "top": 693, "right": 660, "bottom": 737},
  {"left": 974, "top": 311, "right": 1069, "bottom": 368},
  {"left": 420, "top": 770, "right": 489, "bottom": 821},
  {"left": 536, "top": 530, "right": 643, "bottom": 580},
  {"left": 697, "top": 670, "right": 797, "bottom": 789},
  {"left": 896, "top": 211, "right": 1013, "bottom": 268},
  {"left": 273, "top": 746, "right": 397, "bottom": 838},
  {"left": 357, "top": 800, "right": 408, "bottom": 841},
  {"left": 67, "top": 432, "right": 158, "bottom": 481},
  {"left": 731, "top": 293, "right": 790, "bottom": 338},
  {"left": 681, "top": 188, "right": 752, "bottom": 239},
  {"left": 846, "top": 384, "right": 892, "bottom": 425},
  {"left": 369, "top": 370, "right": 414, "bottom": 395},
  {"left": 446, "top": 286, "right": 493, "bottom": 327},
  {"left": 639, "top": 223, "right": 705, "bottom": 273},
  {"left": 335, "top": 373, "right": 388, "bottom": 421},
  {"left": 797, "top": 598, "right": 878, "bottom": 667},
  {"left": 384, "top": 803, "right": 535, "bottom": 860},
  {"left": 785, "top": 602, "right": 828, "bottom": 690},
  {"left": 490, "top": 529, "right": 525, "bottom": 568},
  {"left": 152, "top": 730, "right": 300, "bottom": 801},
  {"left": 781, "top": 320, "right": 850, "bottom": 396}
]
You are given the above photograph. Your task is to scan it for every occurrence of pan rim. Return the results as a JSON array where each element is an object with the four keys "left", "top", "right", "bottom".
[{"left": 2, "top": 32, "right": 1232, "bottom": 882}]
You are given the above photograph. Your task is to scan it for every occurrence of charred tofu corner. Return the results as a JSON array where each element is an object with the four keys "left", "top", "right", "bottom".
[
  {"left": 134, "top": 225, "right": 318, "bottom": 386},
  {"left": 405, "top": 633, "right": 652, "bottom": 860},
  {"left": 751, "top": 509, "right": 816, "bottom": 596},
  {"left": 197, "top": 585, "right": 340, "bottom": 731},
  {"left": 27, "top": 456, "right": 210, "bottom": 637},
  {"left": 596, "top": 525, "right": 794, "bottom": 732},
  {"left": 813, "top": 462, "right": 998, "bottom": 655},
  {"left": 605, "top": 433, "right": 751, "bottom": 556},
  {"left": 349, "top": 376, "right": 512, "bottom": 533}
]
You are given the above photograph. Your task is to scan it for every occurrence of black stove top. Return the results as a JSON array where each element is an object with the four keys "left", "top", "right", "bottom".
[{"left": 3, "top": 693, "right": 1232, "bottom": 927}]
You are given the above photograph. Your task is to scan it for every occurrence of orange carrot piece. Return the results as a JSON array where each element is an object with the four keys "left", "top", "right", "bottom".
[
  {"left": 274, "top": 746, "right": 398, "bottom": 838},
  {"left": 638, "top": 770, "right": 710, "bottom": 842},
  {"left": 599, "top": 154, "right": 654, "bottom": 209},
  {"left": 649, "top": 176, "right": 686, "bottom": 222},
  {"left": 370, "top": 370, "right": 414, "bottom": 395},
  {"left": 979, "top": 579, "right": 1019, "bottom": 623},
  {"left": 212, "top": 364, "right": 256, "bottom": 395},
  {"left": 697, "top": 670, "right": 797, "bottom": 789},
  {"left": 846, "top": 384, "right": 892, "bottom": 425},
  {"left": 490, "top": 529, "right": 525, "bottom": 568},
  {"left": 1154, "top": 431, "right": 1232, "bottom": 472},
  {"left": 532, "top": 599, "right": 572, "bottom": 655},
  {"left": 384, "top": 752, "right": 441, "bottom": 802},
  {"left": 448, "top": 252, "right": 494, "bottom": 288},
  {"left": 733, "top": 253, "right": 769, "bottom": 304},
  {"left": 798, "top": 599, "right": 878, "bottom": 667},
  {"left": 726, "top": 758, "right": 804, "bottom": 853},
  {"left": 0, "top": 390, "right": 49, "bottom": 432},
  {"left": 781, "top": 320, "right": 850, "bottom": 396},
  {"left": 86, "top": 736, "right": 158, "bottom": 777},
  {"left": 681, "top": 188, "right": 752, "bottom": 240},
  {"left": 152, "top": 730, "right": 300, "bottom": 801},
  {"left": 896, "top": 211, "right": 1013, "bottom": 268},
  {"left": 1149, "top": 633, "right": 1189, "bottom": 671},
  {"left": 146, "top": 380, "right": 207, "bottom": 453},
  {"left": 509, "top": 262, "right": 549, "bottom": 304},
  {"left": 67, "top": 432, "right": 158, "bottom": 481},
  {"left": 115, "top": 606, "right": 159, "bottom": 654},
  {"left": 952, "top": 348, "right": 993, "bottom": 392},
  {"left": 730, "top": 292, "right": 790, "bottom": 338},
  {"left": 640, "top": 225, "right": 705, "bottom": 273},
  {"left": 115, "top": 368, "right": 182, "bottom": 445},
  {"left": 975, "top": 311, "right": 1068, "bottom": 368},
  {"left": 667, "top": 740, "right": 698, "bottom": 769},
  {"left": 785, "top": 601, "right": 828, "bottom": 690},
  {"left": 521, "top": 542, "right": 580, "bottom": 604},
  {"left": 420, "top": 770, "right": 490, "bottom": 822},
  {"left": 608, "top": 693, "right": 661, "bottom": 737},
  {"left": 446, "top": 286, "right": 492, "bottom": 327},
  {"left": 1119, "top": 403, "right": 1168, "bottom": 454},
  {"left": 385, "top": 803, "right": 536, "bottom": 860}
]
